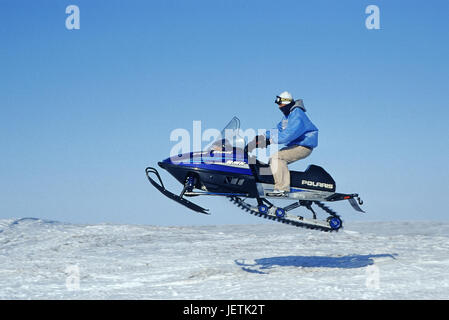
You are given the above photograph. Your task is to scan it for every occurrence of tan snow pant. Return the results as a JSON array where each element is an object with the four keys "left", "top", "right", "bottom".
[{"left": 269, "top": 145, "right": 313, "bottom": 192}]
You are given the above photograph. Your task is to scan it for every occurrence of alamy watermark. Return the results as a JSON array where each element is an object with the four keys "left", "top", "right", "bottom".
[
  {"left": 63, "top": 5, "right": 380, "bottom": 31},
  {"left": 365, "top": 5, "right": 381, "bottom": 30},
  {"left": 66, "top": 5, "right": 80, "bottom": 30},
  {"left": 65, "top": 264, "right": 80, "bottom": 291},
  {"left": 168, "top": 120, "right": 279, "bottom": 172},
  {"left": 365, "top": 264, "right": 380, "bottom": 290}
]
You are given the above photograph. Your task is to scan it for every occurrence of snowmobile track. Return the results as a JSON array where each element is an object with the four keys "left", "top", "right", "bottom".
[{"left": 227, "top": 196, "right": 341, "bottom": 232}]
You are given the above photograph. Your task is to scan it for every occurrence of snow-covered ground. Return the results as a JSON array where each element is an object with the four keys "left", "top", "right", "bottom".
[{"left": 0, "top": 218, "right": 448, "bottom": 299}]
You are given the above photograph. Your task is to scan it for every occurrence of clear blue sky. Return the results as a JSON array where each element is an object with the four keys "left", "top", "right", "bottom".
[{"left": 1, "top": 0, "right": 448, "bottom": 225}]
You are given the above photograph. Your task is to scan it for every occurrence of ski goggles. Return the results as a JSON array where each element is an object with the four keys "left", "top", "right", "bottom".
[{"left": 275, "top": 96, "right": 293, "bottom": 105}]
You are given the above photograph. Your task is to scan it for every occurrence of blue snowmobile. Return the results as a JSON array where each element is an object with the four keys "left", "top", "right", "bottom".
[{"left": 146, "top": 117, "right": 364, "bottom": 232}]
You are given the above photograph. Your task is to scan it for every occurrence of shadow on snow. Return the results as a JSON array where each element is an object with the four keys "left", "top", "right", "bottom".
[{"left": 235, "top": 254, "right": 397, "bottom": 274}]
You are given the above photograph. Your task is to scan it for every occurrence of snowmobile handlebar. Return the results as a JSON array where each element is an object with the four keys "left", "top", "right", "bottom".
[
  {"left": 210, "top": 135, "right": 269, "bottom": 156},
  {"left": 244, "top": 135, "right": 270, "bottom": 154}
]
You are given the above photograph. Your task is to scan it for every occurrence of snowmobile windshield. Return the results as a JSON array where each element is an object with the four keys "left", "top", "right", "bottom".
[
  {"left": 221, "top": 116, "right": 240, "bottom": 135},
  {"left": 208, "top": 116, "right": 245, "bottom": 151}
]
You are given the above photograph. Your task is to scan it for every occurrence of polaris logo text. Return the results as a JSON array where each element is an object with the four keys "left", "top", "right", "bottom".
[{"left": 302, "top": 180, "right": 334, "bottom": 190}]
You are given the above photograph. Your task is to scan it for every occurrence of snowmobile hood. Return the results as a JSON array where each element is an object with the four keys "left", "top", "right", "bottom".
[{"left": 159, "top": 150, "right": 253, "bottom": 176}]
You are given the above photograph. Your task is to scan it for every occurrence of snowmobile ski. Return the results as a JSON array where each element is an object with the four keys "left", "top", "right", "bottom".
[{"left": 145, "top": 167, "right": 210, "bottom": 214}]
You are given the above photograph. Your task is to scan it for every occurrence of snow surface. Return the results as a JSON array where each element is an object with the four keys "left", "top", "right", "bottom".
[{"left": 1, "top": 218, "right": 449, "bottom": 299}]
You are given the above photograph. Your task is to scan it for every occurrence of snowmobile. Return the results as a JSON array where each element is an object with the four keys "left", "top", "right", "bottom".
[{"left": 145, "top": 117, "right": 365, "bottom": 232}]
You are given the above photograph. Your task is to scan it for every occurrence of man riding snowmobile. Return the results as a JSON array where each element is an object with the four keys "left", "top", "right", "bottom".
[
  {"left": 248, "top": 91, "right": 319, "bottom": 196},
  {"left": 145, "top": 95, "right": 365, "bottom": 232}
]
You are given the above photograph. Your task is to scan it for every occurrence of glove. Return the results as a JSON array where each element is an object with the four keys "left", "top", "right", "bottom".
[{"left": 246, "top": 135, "right": 268, "bottom": 152}]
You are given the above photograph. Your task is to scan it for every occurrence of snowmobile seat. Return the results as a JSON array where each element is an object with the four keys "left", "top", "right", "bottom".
[{"left": 254, "top": 162, "right": 336, "bottom": 192}]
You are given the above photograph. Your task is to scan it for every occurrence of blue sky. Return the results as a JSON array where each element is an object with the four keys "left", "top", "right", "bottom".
[{"left": 1, "top": 0, "right": 448, "bottom": 225}]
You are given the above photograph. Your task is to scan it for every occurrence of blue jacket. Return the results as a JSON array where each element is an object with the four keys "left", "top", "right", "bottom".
[{"left": 266, "top": 107, "right": 318, "bottom": 148}]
